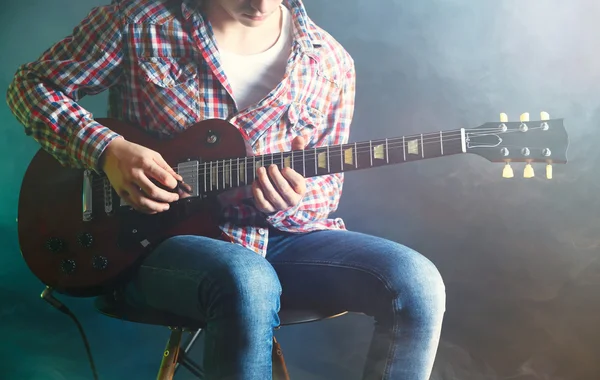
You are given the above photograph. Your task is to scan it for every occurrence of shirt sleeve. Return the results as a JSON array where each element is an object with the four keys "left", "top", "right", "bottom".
[
  {"left": 266, "top": 62, "right": 356, "bottom": 230},
  {"left": 6, "top": 3, "right": 124, "bottom": 171}
]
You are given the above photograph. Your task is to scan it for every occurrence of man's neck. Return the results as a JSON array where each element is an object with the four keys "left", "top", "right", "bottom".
[{"left": 204, "top": 2, "right": 283, "bottom": 55}]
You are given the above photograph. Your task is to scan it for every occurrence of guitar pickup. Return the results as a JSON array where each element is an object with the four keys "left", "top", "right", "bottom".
[
  {"left": 82, "top": 170, "right": 93, "bottom": 222},
  {"left": 177, "top": 160, "right": 199, "bottom": 198}
]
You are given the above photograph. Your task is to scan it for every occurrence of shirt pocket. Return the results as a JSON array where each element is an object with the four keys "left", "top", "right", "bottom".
[
  {"left": 136, "top": 57, "right": 200, "bottom": 133},
  {"left": 139, "top": 56, "right": 198, "bottom": 87},
  {"left": 285, "top": 101, "right": 326, "bottom": 148}
]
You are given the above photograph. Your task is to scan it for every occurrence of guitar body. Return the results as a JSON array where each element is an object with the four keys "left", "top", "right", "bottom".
[{"left": 18, "top": 118, "right": 246, "bottom": 297}]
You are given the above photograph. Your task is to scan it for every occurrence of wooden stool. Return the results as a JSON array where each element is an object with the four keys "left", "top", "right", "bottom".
[{"left": 94, "top": 293, "right": 347, "bottom": 379}]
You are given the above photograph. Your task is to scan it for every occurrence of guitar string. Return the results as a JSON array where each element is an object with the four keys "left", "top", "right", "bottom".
[
  {"left": 88, "top": 130, "right": 472, "bottom": 190},
  {"left": 88, "top": 126, "right": 546, "bottom": 189},
  {"left": 87, "top": 126, "right": 546, "bottom": 191}
]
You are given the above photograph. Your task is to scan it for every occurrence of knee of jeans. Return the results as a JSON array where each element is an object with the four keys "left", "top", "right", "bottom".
[
  {"left": 207, "top": 256, "right": 282, "bottom": 317},
  {"left": 388, "top": 250, "right": 446, "bottom": 323}
]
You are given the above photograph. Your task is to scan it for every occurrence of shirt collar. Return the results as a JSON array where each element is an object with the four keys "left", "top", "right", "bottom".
[{"left": 181, "top": 0, "right": 324, "bottom": 52}]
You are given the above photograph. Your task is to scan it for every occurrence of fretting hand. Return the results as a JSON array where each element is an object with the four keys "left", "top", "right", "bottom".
[
  {"left": 100, "top": 138, "right": 182, "bottom": 214},
  {"left": 252, "top": 135, "right": 308, "bottom": 214}
]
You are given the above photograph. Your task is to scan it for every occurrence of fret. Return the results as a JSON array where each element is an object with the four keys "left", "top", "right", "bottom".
[
  {"left": 280, "top": 152, "right": 284, "bottom": 168},
  {"left": 203, "top": 162, "right": 207, "bottom": 193},
  {"left": 385, "top": 138, "right": 389, "bottom": 164},
  {"left": 340, "top": 144, "right": 343, "bottom": 171},
  {"left": 440, "top": 131, "right": 444, "bottom": 155},
  {"left": 354, "top": 142, "right": 358, "bottom": 168},
  {"left": 244, "top": 157, "right": 248, "bottom": 184},
  {"left": 420, "top": 134, "right": 424, "bottom": 158},
  {"left": 236, "top": 158, "right": 240, "bottom": 187},
  {"left": 221, "top": 160, "right": 225, "bottom": 189},
  {"left": 369, "top": 141, "right": 373, "bottom": 166},
  {"left": 403, "top": 136, "right": 406, "bottom": 161},
  {"left": 314, "top": 148, "right": 318, "bottom": 174},
  {"left": 210, "top": 161, "right": 214, "bottom": 191},
  {"left": 327, "top": 146, "right": 330, "bottom": 173}
]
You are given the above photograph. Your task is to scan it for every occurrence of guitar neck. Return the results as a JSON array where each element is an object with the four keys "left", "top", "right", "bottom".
[{"left": 195, "top": 129, "right": 466, "bottom": 193}]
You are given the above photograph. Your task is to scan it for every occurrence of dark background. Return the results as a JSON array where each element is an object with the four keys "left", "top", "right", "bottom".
[{"left": 1, "top": 0, "right": 598, "bottom": 379}]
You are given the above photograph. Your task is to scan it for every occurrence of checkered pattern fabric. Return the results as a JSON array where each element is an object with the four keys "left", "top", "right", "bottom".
[{"left": 6, "top": 0, "right": 356, "bottom": 256}]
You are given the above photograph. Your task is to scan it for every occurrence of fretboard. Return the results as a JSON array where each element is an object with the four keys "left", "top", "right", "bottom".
[{"left": 193, "top": 129, "right": 465, "bottom": 193}]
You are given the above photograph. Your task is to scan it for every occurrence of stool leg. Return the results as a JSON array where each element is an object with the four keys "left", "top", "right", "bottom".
[
  {"left": 175, "top": 329, "right": 203, "bottom": 373},
  {"left": 157, "top": 327, "right": 183, "bottom": 380},
  {"left": 272, "top": 336, "right": 290, "bottom": 380}
]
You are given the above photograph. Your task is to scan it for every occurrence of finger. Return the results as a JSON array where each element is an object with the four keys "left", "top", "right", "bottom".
[
  {"left": 280, "top": 167, "right": 306, "bottom": 196},
  {"left": 122, "top": 186, "right": 169, "bottom": 214},
  {"left": 155, "top": 154, "right": 183, "bottom": 182},
  {"left": 136, "top": 174, "right": 180, "bottom": 203},
  {"left": 292, "top": 135, "right": 307, "bottom": 150},
  {"left": 252, "top": 181, "right": 276, "bottom": 214},
  {"left": 256, "top": 166, "right": 287, "bottom": 210},
  {"left": 268, "top": 165, "right": 301, "bottom": 206},
  {"left": 145, "top": 159, "right": 180, "bottom": 189},
  {"left": 176, "top": 181, "right": 193, "bottom": 199}
]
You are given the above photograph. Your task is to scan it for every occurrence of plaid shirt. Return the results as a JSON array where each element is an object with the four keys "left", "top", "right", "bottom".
[{"left": 7, "top": 0, "right": 356, "bottom": 256}]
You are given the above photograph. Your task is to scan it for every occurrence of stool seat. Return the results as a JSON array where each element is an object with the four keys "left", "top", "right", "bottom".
[{"left": 94, "top": 294, "right": 347, "bottom": 329}]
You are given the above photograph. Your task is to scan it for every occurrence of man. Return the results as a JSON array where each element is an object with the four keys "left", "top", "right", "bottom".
[{"left": 7, "top": 0, "right": 446, "bottom": 379}]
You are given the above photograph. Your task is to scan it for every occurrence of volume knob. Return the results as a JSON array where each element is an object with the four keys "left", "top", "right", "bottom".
[
  {"left": 60, "top": 259, "right": 76, "bottom": 275},
  {"left": 91, "top": 256, "right": 108, "bottom": 271},
  {"left": 77, "top": 233, "right": 94, "bottom": 248},
  {"left": 45, "top": 237, "right": 65, "bottom": 253}
]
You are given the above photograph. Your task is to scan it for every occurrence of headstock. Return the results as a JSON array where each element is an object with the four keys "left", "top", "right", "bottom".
[{"left": 466, "top": 112, "right": 569, "bottom": 179}]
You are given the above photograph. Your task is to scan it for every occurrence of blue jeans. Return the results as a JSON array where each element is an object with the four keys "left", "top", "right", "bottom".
[{"left": 123, "top": 228, "right": 446, "bottom": 380}]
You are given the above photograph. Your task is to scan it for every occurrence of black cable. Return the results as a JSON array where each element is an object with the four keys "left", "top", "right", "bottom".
[{"left": 41, "top": 287, "right": 100, "bottom": 380}]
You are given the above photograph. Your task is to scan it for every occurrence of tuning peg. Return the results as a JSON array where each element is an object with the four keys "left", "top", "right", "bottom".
[
  {"left": 524, "top": 163, "right": 535, "bottom": 178},
  {"left": 519, "top": 112, "right": 530, "bottom": 132},
  {"left": 503, "top": 162, "right": 514, "bottom": 178},
  {"left": 500, "top": 113, "right": 508, "bottom": 123},
  {"left": 540, "top": 111, "right": 550, "bottom": 130},
  {"left": 546, "top": 164, "right": 553, "bottom": 179}
]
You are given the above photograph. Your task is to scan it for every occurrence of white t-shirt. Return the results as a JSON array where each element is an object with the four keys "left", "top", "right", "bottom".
[{"left": 218, "top": 5, "right": 293, "bottom": 111}]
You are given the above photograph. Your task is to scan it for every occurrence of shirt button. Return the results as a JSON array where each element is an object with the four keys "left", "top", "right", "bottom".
[{"left": 258, "top": 228, "right": 266, "bottom": 235}]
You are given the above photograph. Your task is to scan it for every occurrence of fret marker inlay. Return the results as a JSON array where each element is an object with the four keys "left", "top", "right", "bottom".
[
  {"left": 374, "top": 144, "right": 385, "bottom": 160},
  {"left": 407, "top": 139, "right": 419, "bottom": 155},
  {"left": 318, "top": 152, "right": 327, "bottom": 169},
  {"left": 344, "top": 148, "right": 353, "bottom": 165}
]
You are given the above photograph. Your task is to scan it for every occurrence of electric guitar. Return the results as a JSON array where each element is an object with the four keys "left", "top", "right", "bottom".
[{"left": 17, "top": 112, "right": 569, "bottom": 296}]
